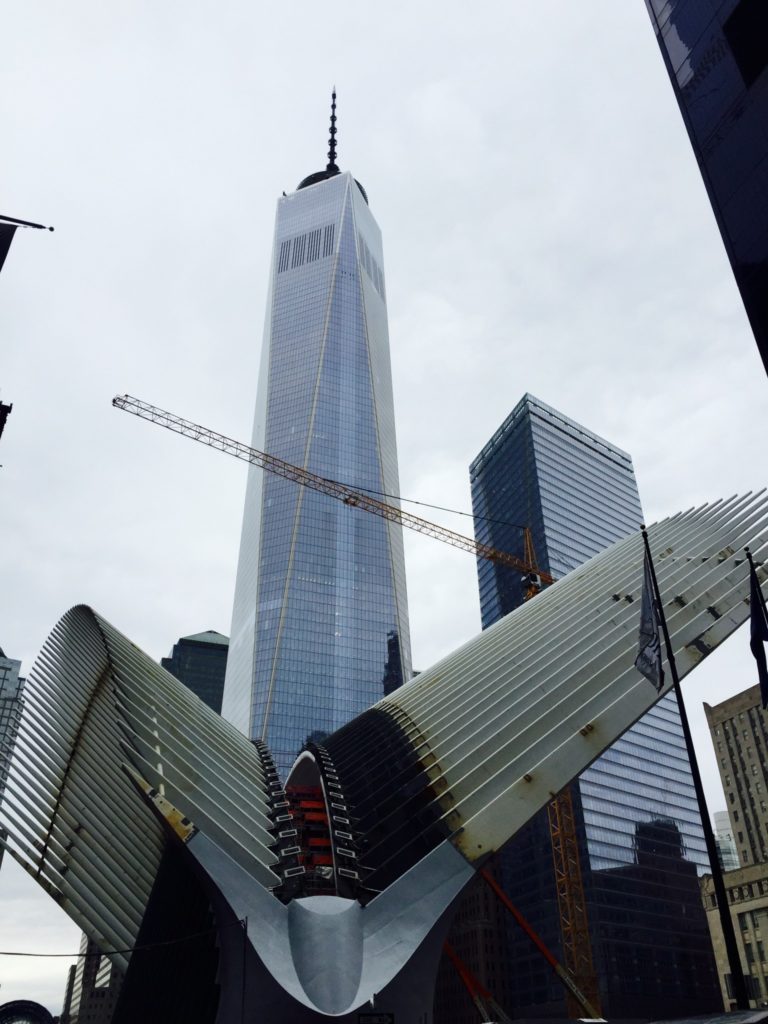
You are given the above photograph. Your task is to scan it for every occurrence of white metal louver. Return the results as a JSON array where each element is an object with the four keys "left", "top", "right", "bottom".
[
  {"left": 372, "top": 492, "right": 768, "bottom": 862},
  {"left": 0, "top": 606, "right": 279, "bottom": 970},
  {"left": 0, "top": 494, "right": 765, "bottom": 991}
]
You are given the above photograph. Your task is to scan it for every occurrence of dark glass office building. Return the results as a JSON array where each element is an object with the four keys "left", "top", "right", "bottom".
[
  {"left": 161, "top": 630, "right": 229, "bottom": 714},
  {"left": 644, "top": 0, "right": 768, "bottom": 374},
  {"left": 222, "top": 115, "right": 410, "bottom": 776},
  {"left": 438, "top": 395, "right": 718, "bottom": 1021}
]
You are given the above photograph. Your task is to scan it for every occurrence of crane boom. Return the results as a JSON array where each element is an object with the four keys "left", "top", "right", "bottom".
[{"left": 112, "top": 394, "right": 555, "bottom": 584}]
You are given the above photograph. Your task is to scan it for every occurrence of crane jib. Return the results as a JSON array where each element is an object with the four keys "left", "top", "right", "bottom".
[{"left": 111, "top": 394, "right": 553, "bottom": 587}]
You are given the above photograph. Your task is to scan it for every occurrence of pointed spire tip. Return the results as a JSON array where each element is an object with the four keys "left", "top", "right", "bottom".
[{"left": 327, "top": 88, "right": 338, "bottom": 173}]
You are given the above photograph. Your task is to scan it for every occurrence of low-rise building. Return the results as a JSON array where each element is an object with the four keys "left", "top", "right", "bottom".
[{"left": 702, "top": 864, "right": 768, "bottom": 1008}]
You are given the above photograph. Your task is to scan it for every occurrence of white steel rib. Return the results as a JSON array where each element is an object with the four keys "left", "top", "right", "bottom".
[
  {"left": 0, "top": 607, "right": 279, "bottom": 971},
  {"left": 382, "top": 491, "right": 768, "bottom": 862},
  {"left": 0, "top": 494, "right": 766, "bottom": 990}
]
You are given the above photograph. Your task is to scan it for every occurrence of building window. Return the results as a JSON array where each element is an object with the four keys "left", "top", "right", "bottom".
[{"left": 724, "top": 0, "right": 768, "bottom": 88}]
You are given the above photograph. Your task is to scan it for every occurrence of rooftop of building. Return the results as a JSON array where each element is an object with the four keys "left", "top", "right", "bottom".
[
  {"left": 704, "top": 684, "right": 762, "bottom": 725},
  {"left": 179, "top": 630, "right": 229, "bottom": 647},
  {"left": 470, "top": 392, "right": 635, "bottom": 476}
]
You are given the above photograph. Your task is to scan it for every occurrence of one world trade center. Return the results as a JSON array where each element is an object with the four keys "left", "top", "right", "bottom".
[{"left": 222, "top": 95, "right": 411, "bottom": 774}]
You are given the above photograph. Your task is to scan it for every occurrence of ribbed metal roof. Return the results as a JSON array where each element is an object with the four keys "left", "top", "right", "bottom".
[
  {"left": 386, "top": 492, "right": 768, "bottom": 863},
  {"left": 0, "top": 494, "right": 765, "bottom": 982},
  {"left": 0, "top": 607, "right": 277, "bottom": 969}
]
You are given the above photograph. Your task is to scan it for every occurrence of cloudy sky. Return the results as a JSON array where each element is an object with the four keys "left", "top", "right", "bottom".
[{"left": 1, "top": 0, "right": 766, "bottom": 1011}]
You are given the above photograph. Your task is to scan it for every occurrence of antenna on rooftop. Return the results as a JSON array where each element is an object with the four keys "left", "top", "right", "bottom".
[{"left": 327, "top": 88, "right": 338, "bottom": 172}]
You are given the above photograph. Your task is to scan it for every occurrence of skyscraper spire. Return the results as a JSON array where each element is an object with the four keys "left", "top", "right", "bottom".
[
  {"left": 296, "top": 88, "right": 368, "bottom": 204},
  {"left": 327, "top": 88, "right": 338, "bottom": 172}
]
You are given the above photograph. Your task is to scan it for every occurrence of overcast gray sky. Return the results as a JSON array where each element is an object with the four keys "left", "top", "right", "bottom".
[{"left": 1, "top": 0, "right": 766, "bottom": 1011}]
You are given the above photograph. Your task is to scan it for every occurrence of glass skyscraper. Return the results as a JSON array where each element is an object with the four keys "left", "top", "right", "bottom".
[
  {"left": 162, "top": 630, "right": 229, "bottom": 714},
  {"left": 644, "top": 0, "right": 768, "bottom": 374},
  {"left": 438, "top": 394, "right": 718, "bottom": 1021},
  {"left": 223, "top": 103, "right": 410, "bottom": 776}
]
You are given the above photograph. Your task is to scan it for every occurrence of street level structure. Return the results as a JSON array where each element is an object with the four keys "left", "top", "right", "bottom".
[{"left": 701, "top": 864, "right": 768, "bottom": 1008}]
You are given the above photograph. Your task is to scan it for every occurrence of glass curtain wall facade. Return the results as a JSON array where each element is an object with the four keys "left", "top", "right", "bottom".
[
  {"left": 644, "top": 0, "right": 768, "bottom": 374},
  {"left": 223, "top": 170, "right": 410, "bottom": 776},
  {"left": 438, "top": 394, "right": 718, "bottom": 1021},
  {"left": 161, "top": 630, "right": 229, "bottom": 715}
]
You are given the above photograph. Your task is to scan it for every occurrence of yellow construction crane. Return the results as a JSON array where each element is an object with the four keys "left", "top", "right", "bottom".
[
  {"left": 112, "top": 394, "right": 555, "bottom": 589},
  {"left": 546, "top": 794, "right": 602, "bottom": 1018}
]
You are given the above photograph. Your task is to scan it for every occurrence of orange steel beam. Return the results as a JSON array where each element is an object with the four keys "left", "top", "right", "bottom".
[
  {"left": 443, "top": 942, "right": 514, "bottom": 1024},
  {"left": 479, "top": 867, "right": 601, "bottom": 1020}
]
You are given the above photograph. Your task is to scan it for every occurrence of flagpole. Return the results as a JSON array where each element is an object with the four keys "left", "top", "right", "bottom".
[
  {"left": 641, "top": 526, "right": 749, "bottom": 1010},
  {"left": 745, "top": 547, "right": 768, "bottom": 708}
]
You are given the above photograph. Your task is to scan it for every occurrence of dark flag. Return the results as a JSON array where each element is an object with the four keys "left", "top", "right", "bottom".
[
  {"left": 635, "top": 551, "right": 664, "bottom": 691},
  {"left": 750, "top": 559, "right": 768, "bottom": 708},
  {"left": 0, "top": 222, "right": 18, "bottom": 275}
]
